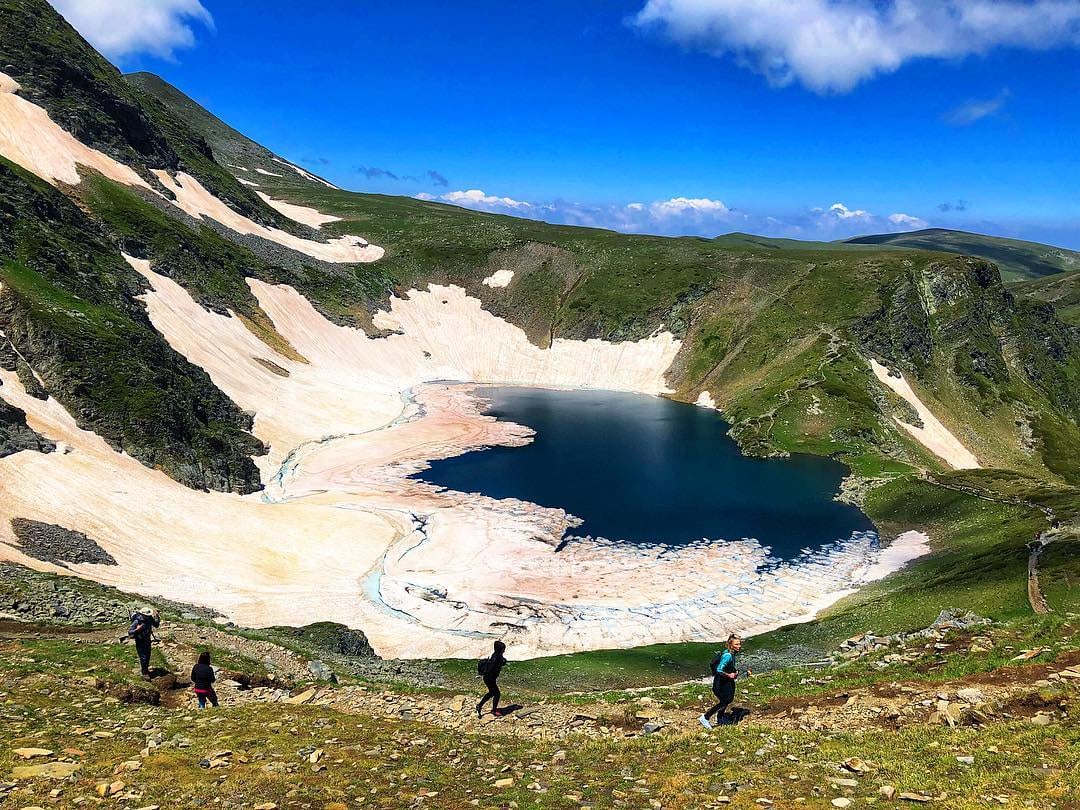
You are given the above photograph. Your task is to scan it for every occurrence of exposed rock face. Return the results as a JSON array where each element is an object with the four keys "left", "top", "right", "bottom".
[
  {"left": 0, "top": 0, "right": 282, "bottom": 228},
  {"left": 0, "top": 339, "right": 53, "bottom": 456},
  {"left": 0, "top": 159, "right": 265, "bottom": 494},
  {"left": 10, "top": 518, "right": 117, "bottom": 567},
  {"left": 0, "top": 396, "right": 53, "bottom": 457},
  {"left": 270, "top": 622, "right": 377, "bottom": 659}
]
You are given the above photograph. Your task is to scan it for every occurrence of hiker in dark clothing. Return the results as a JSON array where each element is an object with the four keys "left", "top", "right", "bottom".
[
  {"left": 476, "top": 640, "right": 508, "bottom": 717},
  {"left": 191, "top": 651, "right": 219, "bottom": 709},
  {"left": 127, "top": 608, "right": 160, "bottom": 677},
  {"left": 699, "top": 634, "right": 750, "bottom": 729}
]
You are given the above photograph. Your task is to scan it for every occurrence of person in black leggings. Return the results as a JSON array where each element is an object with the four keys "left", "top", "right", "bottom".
[
  {"left": 700, "top": 634, "right": 749, "bottom": 729},
  {"left": 476, "top": 640, "right": 508, "bottom": 717}
]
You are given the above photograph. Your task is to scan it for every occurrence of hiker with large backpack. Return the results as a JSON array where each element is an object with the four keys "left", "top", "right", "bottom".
[
  {"left": 125, "top": 607, "right": 160, "bottom": 678},
  {"left": 699, "top": 633, "right": 751, "bottom": 729},
  {"left": 476, "top": 640, "right": 508, "bottom": 717}
]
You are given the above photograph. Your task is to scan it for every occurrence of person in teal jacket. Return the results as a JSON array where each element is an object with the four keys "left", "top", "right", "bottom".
[{"left": 699, "top": 634, "right": 750, "bottom": 729}]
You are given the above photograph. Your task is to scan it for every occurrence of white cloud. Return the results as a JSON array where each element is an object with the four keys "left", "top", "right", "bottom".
[
  {"left": 632, "top": 0, "right": 1080, "bottom": 93},
  {"left": 888, "top": 212, "right": 929, "bottom": 229},
  {"left": 49, "top": 0, "right": 212, "bottom": 61},
  {"left": 943, "top": 88, "right": 1010, "bottom": 125},
  {"left": 816, "top": 202, "right": 872, "bottom": 221},
  {"left": 649, "top": 196, "right": 729, "bottom": 217},
  {"left": 441, "top": 189, "right": 532, "bottom": 209},
  {"left": 423, "top": 187, "right": 933, "bottom": 241}
]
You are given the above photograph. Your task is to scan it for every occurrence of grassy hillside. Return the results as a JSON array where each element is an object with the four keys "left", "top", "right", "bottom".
[
  {"left": 845, "top": 228, "right": 1080, "bottom": 282},
  {"left": 1013, "top": 271, "right": 1080, "bottom": 326}
]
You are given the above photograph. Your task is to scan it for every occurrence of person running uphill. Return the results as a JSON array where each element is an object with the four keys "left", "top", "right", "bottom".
[
  {"left": 476, "top": 640, "right": 508, "bottom": 717},
  {"left": 191, "top": 651, "right": 219, "bottom": 709},
  {"left": 699, "top": 634, "right": 750, "bottom": 729},
  {"left": 126, "top": 607, "right": 160, "bottom": 678}
]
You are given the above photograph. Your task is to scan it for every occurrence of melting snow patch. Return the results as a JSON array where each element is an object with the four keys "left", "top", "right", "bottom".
[
  {"left": 255, "top": 191, "right": 340, "bottom": 229},
  {"left": 481, "top": 269, "right": 514, "bottom": 288},
  {"left": 870, "top": 359, "right": 980, "bottom": 469},
  {"left": 695, "top": 391, "right": 718, "bottom": 410}
]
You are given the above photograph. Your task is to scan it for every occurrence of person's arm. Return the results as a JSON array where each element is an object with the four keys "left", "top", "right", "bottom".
[
  {"left": 209, "top": 667, "right": 216, "bottom": 683},
  {"left": 150, "top": 614, "right": 160, "bottom": 629}
]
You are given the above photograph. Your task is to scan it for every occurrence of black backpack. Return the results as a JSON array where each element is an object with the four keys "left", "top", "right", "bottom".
[
  {"left": 477, "top": 656, "right": 493, "bottom": 677},
  {"left": 127, "top": 612, "right": 146, "bottom": 638}
]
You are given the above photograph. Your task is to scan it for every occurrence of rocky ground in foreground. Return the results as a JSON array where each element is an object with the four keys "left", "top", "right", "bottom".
[{"left": 0, "top": 566, "right": 1077, "bottom": 809}]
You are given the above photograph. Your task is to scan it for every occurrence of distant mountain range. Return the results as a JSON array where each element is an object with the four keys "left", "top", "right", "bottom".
[{"left": 845, "top": 228, "right": 1080, "bottom": 283}]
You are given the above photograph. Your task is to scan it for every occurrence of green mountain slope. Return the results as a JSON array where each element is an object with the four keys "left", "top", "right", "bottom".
[
  {"left": 844, "top": 228, "right": 1080, "bottom": 282},
  {"left": 1013, "top": 270, "right": 1080, "bottom": 326},
  {"left": 124, "top": 71, "right": 336, "bottom": 191}
]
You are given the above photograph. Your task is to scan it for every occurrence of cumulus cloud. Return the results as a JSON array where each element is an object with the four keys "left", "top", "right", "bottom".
[
  {"left": 632, "top": 0, "right": 1080, "bottom": 93},
  {"left": 425, "top": 189, "right": 741, "bottom": 235},
  {"left": 421, "top": 188, "right": 933, "bottom": 241},
  {"left": 49, "top": 0, "right": 212, "bottom": 61},
  {"left": 888, "top": 212, "right": 929, "bottom": 229},
  {"left": 815, "top": 202, "right": 872, "bottom": 222},
  {"left": 442, "top": 189, "right": 533, "bottom": 209},
  {"left": 943, "top": 89, "right": 1011, "bottom": 125},
  {"left": 649, "top": 197, "right": 730, "bottom": 217}
]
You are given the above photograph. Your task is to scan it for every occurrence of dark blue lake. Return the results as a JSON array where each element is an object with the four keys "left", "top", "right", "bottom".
[{"left": 416, "top": 387, "right": 875, "bottom": 559}]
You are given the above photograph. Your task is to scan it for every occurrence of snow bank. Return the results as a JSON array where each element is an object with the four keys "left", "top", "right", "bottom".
[{"left": 871, "top": 359, "right": 980, "bottom": 469}]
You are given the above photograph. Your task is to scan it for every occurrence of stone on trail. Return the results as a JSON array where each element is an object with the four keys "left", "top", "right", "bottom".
[
  {"left": 643, "top": 722, "right": 663, "bottom": 735},
  {"left": 832, "top": 800, "right": 852, "bottom": 808},
  {"left": 898, "top": 792, "right": 932, "bottom": 803},
  {"left": 842, "top": 757, "right": 870, "bottom": 773},
  {"left": 285, "top": 687, "right": 318, "bottom": 705},
  {"left": 12, "top": 748, "right": 53, "bottom": 759},
  {"left": 307, "top": 660, "right": 336, "bottom": 681},
  {"left": 956, "top": 755, "right": 975, "bottom": 765},
  {"left": 880, "top": 785, "right": 897, "bottom": 799},
  {"left": 494, "top": 777, "right": 514, "bottom": 788},
  {"left": 11, "top": 762, "right": 80, "bottom": 780},
  {"left": 955, "top": 688, "right": 984, "bottom": 704}
]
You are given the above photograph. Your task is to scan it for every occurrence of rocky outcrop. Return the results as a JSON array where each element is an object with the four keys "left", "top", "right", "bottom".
[
  {"left": 0, "top": 395, "right": 53, "bottom": 456},
  {"left": 9, "top": 518, "right": 117, "bottom": 567},
  {"left": 0, "top": 159, "right": 265, "bottom": 493}
]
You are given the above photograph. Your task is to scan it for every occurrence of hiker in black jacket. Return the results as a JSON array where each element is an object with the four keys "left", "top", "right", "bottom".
[
  {"left": 476, "top": 640, "right": 508, "bottom": 717},
  {"left": 191, "top": 651, "right": 219, "bottom": 709},
  {"left": 127, "top": 608, "right": 160, "bottom": 678}
]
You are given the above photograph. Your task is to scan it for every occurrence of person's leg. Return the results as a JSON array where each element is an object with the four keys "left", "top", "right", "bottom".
[
  {"left": 703, "top": 700, "right": 725, "bottom": 721},
  {"left": 477, "top": 688, "right": 493, "bottom": 716},
  {"left": 136, "top": 641, "right": 151, "bottom": 675},
  {"left": 705, "top": 680, "right": 735, "bottom": 721},
  {"left": 197, "top": 694, "right": 207, "bottom": 709},
  {"left": 477, "top": 675, "right": 500, "bottom": 716},
  {"left": 208, "top": 689, "right": 219, "bottom": 708}
]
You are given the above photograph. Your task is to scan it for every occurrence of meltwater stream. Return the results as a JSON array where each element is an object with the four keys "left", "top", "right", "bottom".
[{"left": 415, "top": 387, "right": 874, "bottom": 559}]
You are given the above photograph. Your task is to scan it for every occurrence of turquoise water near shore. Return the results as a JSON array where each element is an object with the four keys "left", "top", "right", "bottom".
[{"left": 416, "top": 387, "right": 875, "bottom": 559}]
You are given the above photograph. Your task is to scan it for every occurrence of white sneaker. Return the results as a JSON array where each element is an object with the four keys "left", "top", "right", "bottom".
[{"left": 698, "top": 714, "right": 712, "bottom": 730}]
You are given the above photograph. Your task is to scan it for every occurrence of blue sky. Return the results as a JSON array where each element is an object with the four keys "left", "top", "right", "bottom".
[{"left": 52, "top": 0, "right": 1080, "bottom": 247}]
